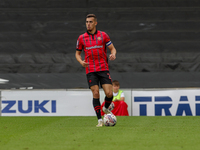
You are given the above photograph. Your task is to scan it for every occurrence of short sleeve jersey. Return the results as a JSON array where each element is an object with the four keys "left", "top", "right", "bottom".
[{"left": 76, "top": 30, "right": 112, "bottom": 74}]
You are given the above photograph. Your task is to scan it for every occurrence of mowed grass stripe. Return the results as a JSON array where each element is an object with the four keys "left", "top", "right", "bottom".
[{"left": 0, "top": 116, "right": 200, "bottom": 150}]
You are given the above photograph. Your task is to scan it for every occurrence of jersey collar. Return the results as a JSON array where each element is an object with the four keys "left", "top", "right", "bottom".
[{"left": 87, "top": 29, "right": 98, "bottom": 35}]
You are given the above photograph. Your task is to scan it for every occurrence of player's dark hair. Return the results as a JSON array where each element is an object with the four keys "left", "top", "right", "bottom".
[
  {"left": 86, "top": 14, "right": 97, "bottom": 21},
  {"left": 112, "top": 80, "right": 120, "bottom": 86}
]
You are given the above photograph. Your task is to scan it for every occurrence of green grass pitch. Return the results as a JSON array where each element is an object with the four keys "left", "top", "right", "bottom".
[{"left": 0, "top": 116, "right": 200, "bottom": 150}]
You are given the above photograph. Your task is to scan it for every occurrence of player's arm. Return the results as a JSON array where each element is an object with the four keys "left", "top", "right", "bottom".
[
  {"left": 75, "top": 50, "right": 89, "bottom": 68},
  {"left": 107, "top": 43, "right": 116, "bottom": 61}
]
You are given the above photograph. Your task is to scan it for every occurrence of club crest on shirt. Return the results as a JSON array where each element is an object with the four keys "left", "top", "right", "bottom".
[{"left": 97, "top": 37, "right": 101, "bottom": 41}]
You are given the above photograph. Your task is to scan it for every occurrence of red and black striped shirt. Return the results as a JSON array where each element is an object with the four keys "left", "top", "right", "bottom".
[{"left": 76, "top": 30, "right": 112, "bottom": 74}]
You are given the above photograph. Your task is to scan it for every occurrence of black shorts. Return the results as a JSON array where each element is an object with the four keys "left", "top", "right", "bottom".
[{"left": 86, "top": 71, "right": 112, "bottom": 88}]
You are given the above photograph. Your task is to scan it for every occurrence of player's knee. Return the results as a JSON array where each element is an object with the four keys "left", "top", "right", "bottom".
[
  {"left": 93, "top": 90, "right": 99, "bottom": 98},
  {"left": 105, "top": 91, "right": 113, "bottom": 98}
]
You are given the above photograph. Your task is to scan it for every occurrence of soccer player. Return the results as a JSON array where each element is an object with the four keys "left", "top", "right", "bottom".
[{"left": 75, "top": 14, "right": 117, "bottom": 127}]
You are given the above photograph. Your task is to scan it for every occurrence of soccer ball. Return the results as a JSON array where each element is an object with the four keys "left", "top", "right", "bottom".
[
  {"left": 103, "top": 113, "right": 117, "bottom": 126},
  {"left": 108, "top": 102, "right": 115, "bottom": 111}
]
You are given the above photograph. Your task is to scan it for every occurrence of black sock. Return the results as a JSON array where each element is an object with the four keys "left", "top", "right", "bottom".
[
  {"left": 104, "top": 96, "right": 113, "bottom": 108},
  {"left": 93, "top": 98, "right": 101, "bottom": 120}
]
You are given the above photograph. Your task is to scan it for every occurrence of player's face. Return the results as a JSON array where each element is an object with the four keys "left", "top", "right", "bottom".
[
  {"left": 113, "top": 84, "right": 120, "bottom": 93},
  {"left": 86, "top": 17, "right": 97, "bottom": 32}
]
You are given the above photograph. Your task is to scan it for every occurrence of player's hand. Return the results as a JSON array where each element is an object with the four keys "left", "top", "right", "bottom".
[
  {"left": 81, "top": 60, "right": 89, "bottom": 68},
  {"left": 109, "top": 54, "right": 116, "bottom": 60}
]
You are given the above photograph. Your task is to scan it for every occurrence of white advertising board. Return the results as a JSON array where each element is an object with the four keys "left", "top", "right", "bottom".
[
  {"left": 132, "top": 89, "right": 200, "bottom": 116},
  {"left": 1, "top": 90, "right": 95, "bottom": 116},
  {"left": 2, "top": 88, "right": 200, "bottom": 116}
]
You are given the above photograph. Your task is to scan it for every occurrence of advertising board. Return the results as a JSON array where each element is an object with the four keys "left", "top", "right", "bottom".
[{"left": 132, "top": 89, "right": 200, "bottom": 116}]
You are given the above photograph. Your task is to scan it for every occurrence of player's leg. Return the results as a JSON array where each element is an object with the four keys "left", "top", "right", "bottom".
[
  {"left": 87, "top": 73, "right": 103, "bottom": 127},
  {"left": 90, "top": 85, "right": 103, "bottom": 127},
  {"left": 102, "top": 84, "right": 113, "bottom": 113},
  {"left": 99, "top": 71, "right": 113, "bottom": 114},
  {"left": 90, "top": 85, "right": 101, "bottom": 118}
]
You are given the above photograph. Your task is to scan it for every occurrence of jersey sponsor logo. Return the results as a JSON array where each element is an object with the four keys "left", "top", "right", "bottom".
[
  {"left": 86, "top": 45, "right": 103, "bottom": 50},
  {"left": 1, "top": 100, "right": 56, "bottom": 113}
]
